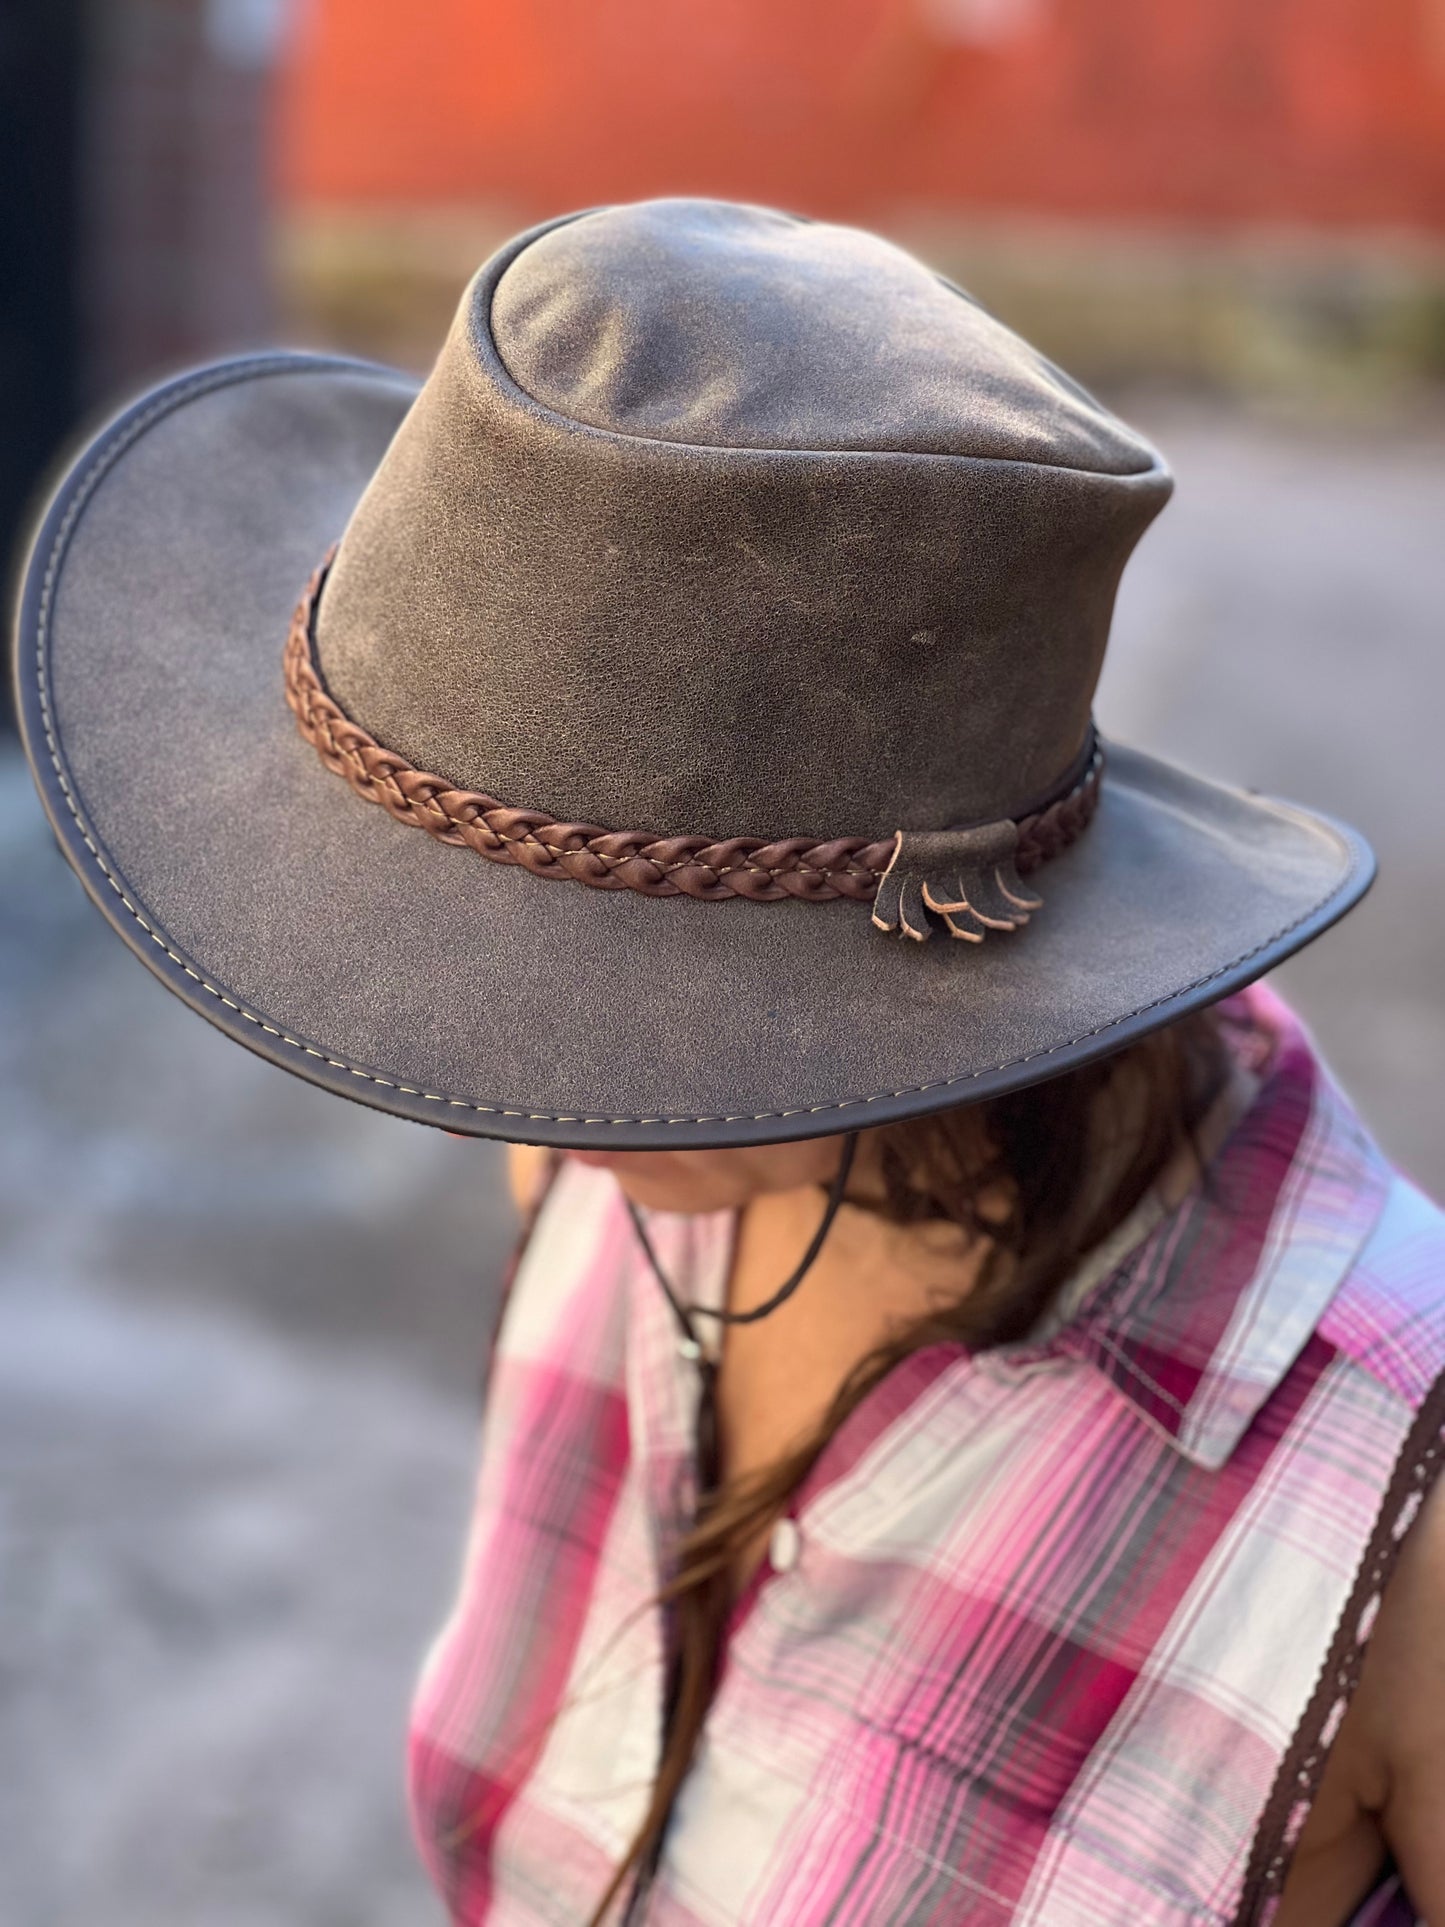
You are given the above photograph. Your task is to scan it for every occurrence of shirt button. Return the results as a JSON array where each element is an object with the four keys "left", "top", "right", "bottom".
[{"left": 768, "top": 1516, "right": 801, "bottom": 1573}]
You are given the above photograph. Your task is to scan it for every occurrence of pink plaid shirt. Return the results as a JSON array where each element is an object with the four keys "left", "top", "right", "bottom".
[{"left": 409, "top": 986, "right": 1445, "bottom": 1924}]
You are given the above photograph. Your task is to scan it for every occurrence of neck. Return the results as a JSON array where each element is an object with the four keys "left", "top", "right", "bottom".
[
  {"left": 712, "top": 1181, "right": 993, "bottom": 1492},
  {"left": 730, "top": 1181, "right": 990, "bottom": 1326}
]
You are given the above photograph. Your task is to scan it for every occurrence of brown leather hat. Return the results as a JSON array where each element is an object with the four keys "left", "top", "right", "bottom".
[{"left": 13, "top": 199, "right": 1372, "bottom": 1147}]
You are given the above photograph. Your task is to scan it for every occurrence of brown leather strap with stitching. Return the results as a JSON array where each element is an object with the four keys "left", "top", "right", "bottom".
[{"left": 284, "top": 552, "right": 1104, "bottom": 902}]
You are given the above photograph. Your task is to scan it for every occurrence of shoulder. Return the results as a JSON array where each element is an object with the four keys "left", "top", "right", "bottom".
[
  {"left": 1319, "top": 1170, "right": 1445, "bottom": 1411},
  {"left": 1353, "top": 1169, "right": 1445, "bottom": 1283},
  {"left": 1306, "top": 1161, "right": 1445, "bottom": 1912},
  {"left": 1352, "top": 1459, "right": 1445, "bottom": 1916},
  {"left": 506, "top": 1142, "right": 556, "bottom": 1213}
]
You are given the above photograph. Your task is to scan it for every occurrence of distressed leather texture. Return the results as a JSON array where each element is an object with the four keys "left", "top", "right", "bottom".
[
  {"left": 315, "top": 201, "right": 1172, "bottom": 837},
  {"left": 13, "top": 204, "right": 1373, "bottom": 1145}
]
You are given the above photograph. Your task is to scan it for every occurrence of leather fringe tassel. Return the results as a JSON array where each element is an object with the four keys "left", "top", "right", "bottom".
[{"left": 871, "top": 819, "right": 1044, "bottom": 943}]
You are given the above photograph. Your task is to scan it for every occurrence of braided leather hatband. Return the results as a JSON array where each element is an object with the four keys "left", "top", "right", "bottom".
[{"left": 284, "top": 553, "right": 1104, "bottom": 905}]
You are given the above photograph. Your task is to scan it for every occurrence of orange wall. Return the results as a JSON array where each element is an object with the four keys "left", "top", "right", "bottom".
[{"left": 279, "top": 0, "right": 1445, "bottom": 231}]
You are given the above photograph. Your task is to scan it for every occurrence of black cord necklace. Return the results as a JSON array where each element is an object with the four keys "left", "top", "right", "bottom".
[
  {"left": 618, "top": 1131, "right": 860, "bottom": 1922},
  {"left": 623, "top": 1130, "right": 859, "bottom": 1506}
]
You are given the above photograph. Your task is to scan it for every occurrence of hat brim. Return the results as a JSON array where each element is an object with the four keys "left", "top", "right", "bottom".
[{"left": 15, "top": 355, "right": 1373, "bottom": 1149}]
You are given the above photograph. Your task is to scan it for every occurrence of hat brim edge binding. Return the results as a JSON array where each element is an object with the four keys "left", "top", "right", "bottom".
[{"left": 14, "top": 354, "right": 1376, "bottom": 1150}]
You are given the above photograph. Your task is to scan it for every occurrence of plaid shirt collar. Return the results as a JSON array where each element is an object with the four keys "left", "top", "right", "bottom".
[
  {"left": 635, "top": 987, "right": 1394, "bottom": 1498},
  {"left": 1013, "top": 985, "right": 1392, "bottom": 1471}
]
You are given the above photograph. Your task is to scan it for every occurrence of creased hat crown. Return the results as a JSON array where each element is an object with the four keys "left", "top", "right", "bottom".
[
  {"left": 22, "top": 195, "right": 1371, "bottom": 1145},
  {"left": 315, "top": 198, "right": 1172, "bottom": 841},
  {"left": 491, "top": 199, "right": 1152, "bottom": 472}
]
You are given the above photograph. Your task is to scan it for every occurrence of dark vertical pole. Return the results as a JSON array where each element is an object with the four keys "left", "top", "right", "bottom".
[
  {"left": 2, "top": 0, "right": 282, "bottom": 725},
  {"left": 0, "top": 0, "right": 83, "bottom": 572},
  {"left": 79, "top": 0, "right": 280, "bottom": 406}
]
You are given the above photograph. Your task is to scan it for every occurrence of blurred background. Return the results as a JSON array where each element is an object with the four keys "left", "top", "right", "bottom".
[{"left": 2, "top": 3, "right": 1443, "bottom": 1922}]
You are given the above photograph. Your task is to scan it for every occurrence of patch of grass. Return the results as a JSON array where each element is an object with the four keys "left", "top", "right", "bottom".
[{"left": 277, "top": 205, "right": 1445, "bottom": 418}]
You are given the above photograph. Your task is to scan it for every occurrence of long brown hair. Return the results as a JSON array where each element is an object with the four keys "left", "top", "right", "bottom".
[{"left": 587, "top": 1008, "right": 1232, "bottom": 1924}]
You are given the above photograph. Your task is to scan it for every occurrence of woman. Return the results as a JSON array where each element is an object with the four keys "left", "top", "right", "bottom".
[
  {"left": 16, "top": 199, "right": 1443, "bottom": 1924},
  {"left": 411, "top": 986, "right": 1442, "bottom": 1927}
]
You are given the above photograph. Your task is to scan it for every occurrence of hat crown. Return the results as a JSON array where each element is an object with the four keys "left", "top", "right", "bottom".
[
  {"left": 315, "top": 199, "right": 1172, "bottom": 841},
  {"left": 490, "top": 199, "right": 1152, "bottom": 474}
]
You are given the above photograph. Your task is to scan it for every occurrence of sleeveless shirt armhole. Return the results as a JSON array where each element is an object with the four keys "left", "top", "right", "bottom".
[
  {"left": 478, "top": 1148, "right": 567, "bottom": 1407},
  {"left": 1230, "top": 1361, "right": 1445, "bottom": 1926}
]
